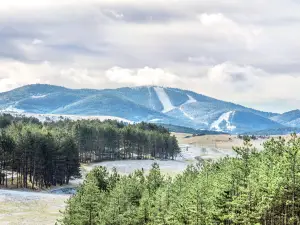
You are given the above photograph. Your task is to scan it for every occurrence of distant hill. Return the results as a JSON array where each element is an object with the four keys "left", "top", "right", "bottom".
[
  {"left": 243, "top": 127, "right": 300, "bottom": 135},
  {"left": 0, "top": 84, "right": 294, "bottom": 134},
  {"left": 271, "top": 110, "right": 300, "bottom": 127}
]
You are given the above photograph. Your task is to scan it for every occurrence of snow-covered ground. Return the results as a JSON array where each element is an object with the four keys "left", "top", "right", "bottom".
[
  {"left": 154, "top": 87, "right": 176, "bottom": 113},
  {"left": 179, "top": 95, "right": 197, "bottom": 120},
  {"left": 153, "top": 87, "right": 198, "bottom": 120},
  {"left": 84, "top": 144, "right": 236, "bottom": 175},
  {"left": 86, "top": 160, "right": 188, "bottom": 175},
  {"left": 31, "top": 94, "right": 48, "bottom": 99},
  {"left": 0, "top": 111, "right": 133, "bottom": 124},
  {"left": 184, "top": 95, "right": 197, "bottom": 105},
  {"left": 210, "top": 111, "right": 236, "bottom": 131},
  {"left": 0, "top": 189, "right": 68, "bottom": 201}
]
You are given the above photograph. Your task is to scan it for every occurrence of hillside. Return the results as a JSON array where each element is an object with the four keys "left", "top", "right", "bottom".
[
  {"left": 244, "top": 127, "right": 300, "bottom": 135},
  {"left": 271, "top": 110, "right": 300, "bottom": 127},
  {"left": 0, "top": 84, "right": 292, "bottom": 134},
  {"left": 61, "top": 136, "right": 300, "bottom": 224}
]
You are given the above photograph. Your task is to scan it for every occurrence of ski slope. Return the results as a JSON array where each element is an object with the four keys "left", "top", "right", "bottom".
[
  {"left": 153, "top": 87, "right": 198, "bottom": 120},
  {"left": 185, "top": 95, "right": 197, "bottom": 104},
  {"left": 179, "top": 95, "right": 197, "bottom": 120},
  {"left": 154, "top": 87, "right": 175, "bottom": 113},
  {"left": 210, "top": 111, "right": 236, "bottom": 131}
]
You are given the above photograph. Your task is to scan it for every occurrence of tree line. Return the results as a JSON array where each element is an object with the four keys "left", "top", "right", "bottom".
[
  {"left": 0, "top": 114, "right": 180, "bottom": 189},
  {"left": 62, "top": 134, "right": 300, "bottom": 224},
  {"left": 72, "top": 121, "right": 180, "bottom": 163}
]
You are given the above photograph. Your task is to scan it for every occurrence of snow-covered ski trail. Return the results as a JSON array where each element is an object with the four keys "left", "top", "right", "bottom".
[{"left": 154, "top": 87, "right": 175, "bottom": 113}]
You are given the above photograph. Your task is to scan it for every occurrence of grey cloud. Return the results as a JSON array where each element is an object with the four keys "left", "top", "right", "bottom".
[
  {"left": 230, "top": 73, "right": 248, "bottom": 82},
  {"left": 255, "top": 63, "right": 300, "bottom": 75},
  {"left": 106, "top": 6, "right": 185, "bottom": 23},
  {"left": 1, "top": 1, "right": 300, "bottom": 112}
]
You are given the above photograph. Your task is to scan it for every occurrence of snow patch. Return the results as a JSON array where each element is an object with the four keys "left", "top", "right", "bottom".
[
  {"left": 185, "top": 95, "right": 197, "bottom": 104},
  {"left": 178, "top": 95, "right": 197, "bottom": 120},
  {"left": 180, "top": 108, "right": 194, "bottom": 120},
  {"left": 31, "top": 94, "right": 47, "bottom": 99},
  {"left": 210, "top": 111, "right": 236, "bottom": 131},
  {"left": 0, "top": 189, "right": 68, "bottom": 201},
  {"left": 87, "top": 160, "right": 188, "bottom": 175},
  {"left": 153, "top": 88, "right": 197, "bottom": 119},
  {"left": 1, "top": 106, "right": 24, "bottom": 113},
  {"left": 148, "top": 118, "right": 162, "bottom": 122},
  {"left": 148, "top": 87, "right": 155, "bottom": 110},
  {"left": 153, "top": 87, "right": 175, "bottom": 113}
]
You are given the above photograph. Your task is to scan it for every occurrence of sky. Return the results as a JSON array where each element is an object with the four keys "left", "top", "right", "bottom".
[{"left": 0, "top": 0, "right": 300, "bottom": 113}]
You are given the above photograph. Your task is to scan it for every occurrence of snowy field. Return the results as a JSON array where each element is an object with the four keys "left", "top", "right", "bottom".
[
  {"left": 84, "top": 144, "right": 237, "bottom": 176},
  {"left": 85, "top": 159, "right": 188, "bottom": 176}
]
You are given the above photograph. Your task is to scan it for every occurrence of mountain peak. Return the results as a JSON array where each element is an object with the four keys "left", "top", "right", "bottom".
[{"left": 10, "top": 83, "right": 67, "bottom": 93}]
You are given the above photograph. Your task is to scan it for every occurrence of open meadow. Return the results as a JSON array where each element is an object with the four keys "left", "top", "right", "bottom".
[
  {"left": 0, "top": 190, "right": 68, "bottom": 225},
  {"left": 174, "top": 133, "right": 268, "bottom": 150}
]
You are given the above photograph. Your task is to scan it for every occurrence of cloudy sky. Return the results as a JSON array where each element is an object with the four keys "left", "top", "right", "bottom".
[{"left": 0, "top": 0, "right": 300, "bottom": 113}]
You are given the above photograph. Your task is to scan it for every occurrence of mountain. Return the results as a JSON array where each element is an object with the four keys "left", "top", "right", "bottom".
[
  {"left": 210, "top": 110, "right": 282, "bottom": 133},
  {"left": 0, "top": 84, "right": 286, "bottom": 133},
  {"left": 271, "top": 110, "right": 300, "bottom": 127}
]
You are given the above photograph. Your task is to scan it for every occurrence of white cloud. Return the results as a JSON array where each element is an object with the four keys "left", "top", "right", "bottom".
[
  {"left": 105, "top": 67, "right": 181, "bottom": 86},
  {"left": 32, "top": 39, "right": 43, "bottom": 45},
  {"left": 0, "top": 61, "right": 181, "bottom": 92},
  {"left": 0, "top": 60, "right": 55, "bottom": 91},
  {"left": 188, "top": 56, "right": 215, "bottom": 65},
  {"left": 2, "top": 59, "right": 300, "bottom": 112},
  {"left": 207, "top": 62, "right": 266, "bottom": 83},
  {"left": 0, "top": 78, "right": 18, "bottom": 93},
  {"left": 60, "top": 68, "right": 97, "bottom": 84},
  {"left": 104, "top": 9, "right": 124, "bottom": 19},
  {"left": 198, "top": 13, "right": 262, "bottom": 50}
]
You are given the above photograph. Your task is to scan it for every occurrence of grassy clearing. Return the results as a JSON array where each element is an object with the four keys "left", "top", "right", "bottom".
[
  {"left": 0, "top": 190, "right": 69, "bottom": 225},
  {"left": 173, "top": 133, "right": 269, "bottom": 150}
]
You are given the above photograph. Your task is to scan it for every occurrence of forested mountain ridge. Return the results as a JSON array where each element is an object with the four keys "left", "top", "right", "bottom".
[
  {"left": 0, "top": 84, "right": 293, "bottom": 134},
  {"left": 61, "top": 135, "right": 300, "bottom": 224}
]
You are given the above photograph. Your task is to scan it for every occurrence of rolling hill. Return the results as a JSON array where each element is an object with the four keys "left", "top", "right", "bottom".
[
  {"left": 271, "top": 110, "right": 300, "bottom": 127},
  {"left": 0, "top": 84, "right": 294, "bottom": 134}
]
